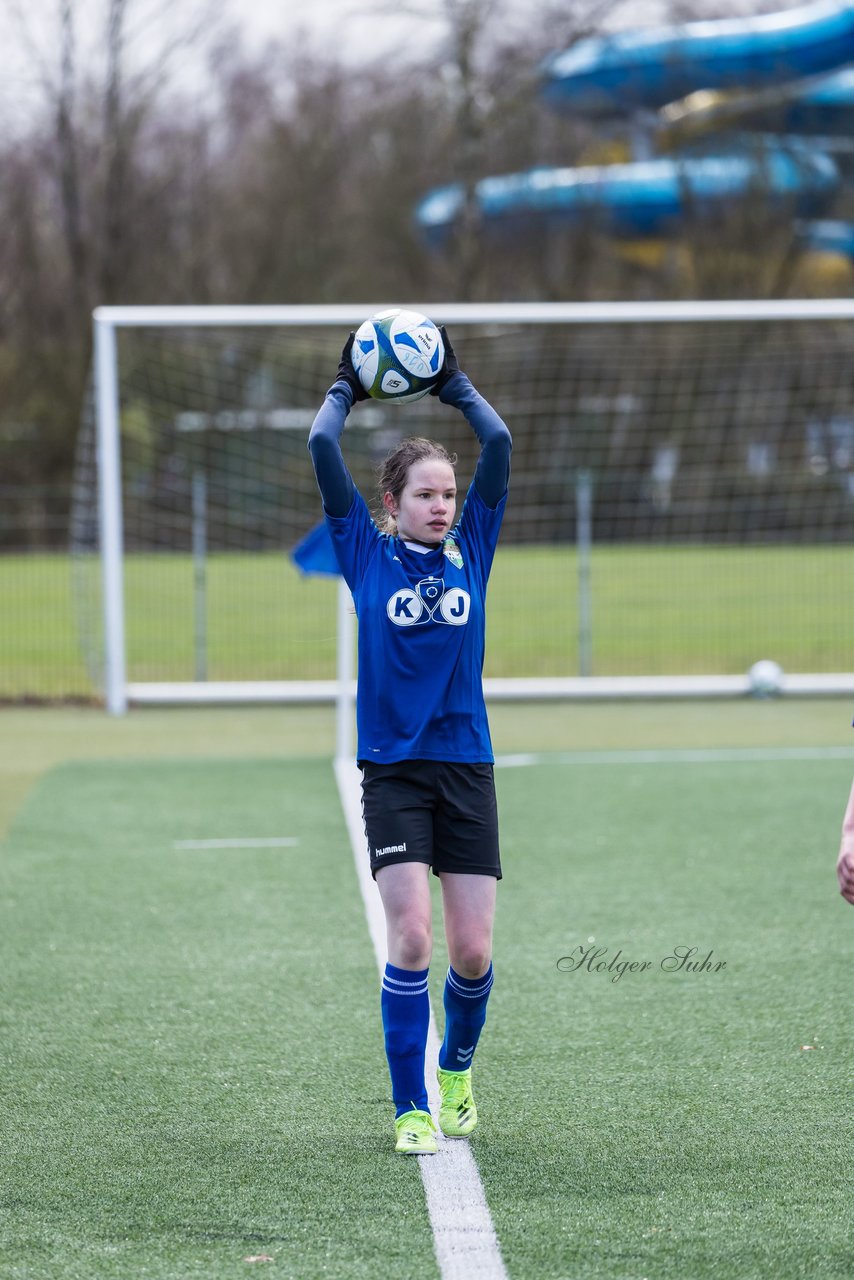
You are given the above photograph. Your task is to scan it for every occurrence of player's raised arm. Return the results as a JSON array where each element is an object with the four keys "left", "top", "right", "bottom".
[
  {"left": 307, "top": 334, "right": 367, "bottom": 518},
  {"left": 837, "top": 776, "right": 854, "bottom": 904},
  {"left": 431, "top": 328, "right": 512, "bottom": 509}
]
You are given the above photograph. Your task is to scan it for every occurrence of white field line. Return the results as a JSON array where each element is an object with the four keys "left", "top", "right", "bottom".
[
  {"left": 495, "top": 746, "right": 854, "bottom": 769},
  {"left": 173, "top": 837, "right": 299, "bottom": 850},
  {"left": 334, "top": 758, "right": 508, "bottom": 1280}
]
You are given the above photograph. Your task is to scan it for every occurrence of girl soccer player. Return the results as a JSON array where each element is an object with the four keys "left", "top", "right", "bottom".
[{"left": 308, "top": 328, "right": 511, "bottom": 1154}]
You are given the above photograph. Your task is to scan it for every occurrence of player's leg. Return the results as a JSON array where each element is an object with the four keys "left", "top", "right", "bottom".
[
  {"left": 431, "top": 761, "right": 501, "bottom": 1136},
  {"left": 440, "top": 869, "right": 496, "bottom": 978},
  {"left": 375, "top": 861, "right": 436, "bottom": 1151},
  {"left": 439, "top": 871, "right": 496, "bottom": 1058},
  {"left": 361, "top": 758, "right": 437, "bottom": 1151},
  {"left": 435, "top": 872, "right": 497, "bottom": 1136},
  {"left": 376, "top": 860, "right": 433, "bottom": 971}
]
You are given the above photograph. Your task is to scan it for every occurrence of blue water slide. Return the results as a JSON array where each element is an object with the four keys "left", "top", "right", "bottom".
[
  {"left": 415, "top": 145, "right": 839, "bottom": 242},
  {"left": 797, "top": 217, "right": 854, "bottom": 256},
  {"left": 663, "top": 67, "right": 854, "bottom": 138},
  {"left": 541, "top": 1, "right": 854, "bottom": 117}
]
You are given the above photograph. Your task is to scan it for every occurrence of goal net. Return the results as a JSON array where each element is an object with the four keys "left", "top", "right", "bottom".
[{"left": 72, "top": 302, "right": 854, "bottom": 715}]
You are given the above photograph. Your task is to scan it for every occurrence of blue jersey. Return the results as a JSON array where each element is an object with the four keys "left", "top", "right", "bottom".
[{"left": 327, "top": 483, "right": 507, "bottom": 764}]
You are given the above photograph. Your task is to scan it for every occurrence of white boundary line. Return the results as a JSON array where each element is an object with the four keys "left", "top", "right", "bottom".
[
  {"left": 494, "top": 746, "right": 854, "bottom": 768},
  {"left": 333, "top": 758, "right": 508, "bottom": 1280}
]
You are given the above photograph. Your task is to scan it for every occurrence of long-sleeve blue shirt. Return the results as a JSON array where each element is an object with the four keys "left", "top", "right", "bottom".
[{"left": 307, "top": 373, "right": 512, "bottom": 764}]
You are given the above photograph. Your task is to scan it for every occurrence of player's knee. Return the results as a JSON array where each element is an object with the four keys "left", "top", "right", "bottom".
[
  {"left": 392, "top": 917, "right": 432, "bottom": 969},
  {"left": 451, "top": 941, "right": 492, "bottom": 980}
]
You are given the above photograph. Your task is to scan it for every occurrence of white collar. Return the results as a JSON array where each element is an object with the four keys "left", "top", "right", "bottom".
[{"left": 402, "top": 540, "right": 440, "bottom": 555}]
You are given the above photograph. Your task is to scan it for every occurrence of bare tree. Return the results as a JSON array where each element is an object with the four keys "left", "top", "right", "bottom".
[
  {"left": 56, "top": 0, "right": 89, "bottom": 313},
  {"left": 100, "top": 0, "right": 129, "bottom": 302}
]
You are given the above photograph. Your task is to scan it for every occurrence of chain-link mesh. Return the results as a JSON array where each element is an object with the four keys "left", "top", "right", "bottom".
[{"left": 59, "top": 315, "right": 854, "bottom": 694}]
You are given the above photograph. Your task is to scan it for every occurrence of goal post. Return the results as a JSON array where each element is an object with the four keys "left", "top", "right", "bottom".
[
  {"left": 86, "top": 300, "right": 854, "bottom": 727},
  {"left": 94, "top": 313, "right": 126, "bottom": 717}
]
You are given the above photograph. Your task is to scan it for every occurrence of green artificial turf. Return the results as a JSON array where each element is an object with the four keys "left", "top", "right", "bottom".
[
  {"left": 2, "top": 741, "right": 852, "bottom": 1277},
  {"left": 475, "top": 755, "right": 854, "bottom": 1279},
  {"left": 0, "top": 759, "right": 438, "bottom": 1280},
  {"left": 1, "top": 698, "right": 850, "bottom": 845}
]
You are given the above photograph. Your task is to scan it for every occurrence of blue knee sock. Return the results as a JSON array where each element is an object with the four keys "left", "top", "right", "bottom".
[
  {"left": 381, "top": 963, "right": 430, "bottom": 1118},
  {"left": 439, "top": 963, "right": 494, "bottom": 1072}
]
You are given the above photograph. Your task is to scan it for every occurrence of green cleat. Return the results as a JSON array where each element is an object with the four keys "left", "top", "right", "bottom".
[
  {"left": 436, "top": 1066, "right": 478, "bottom": 1137},
  {"left": 394, "top": 1108, "right": 438, "bottom": 1154}
]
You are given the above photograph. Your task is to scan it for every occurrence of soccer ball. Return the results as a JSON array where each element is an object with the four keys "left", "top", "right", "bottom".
[
  {"left": 748, "top": 659, "right": 784, "bottom": 698},
  {"left": 352, "top": 308, "right": 444, "bottom": 403}
]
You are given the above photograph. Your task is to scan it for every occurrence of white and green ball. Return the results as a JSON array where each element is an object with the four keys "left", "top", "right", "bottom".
[
  {"left": 748, "top": 659, "right": 784, "bottom": 698},
  {"left": 352, "top": 308, "right": 444, "bottom": 403}
]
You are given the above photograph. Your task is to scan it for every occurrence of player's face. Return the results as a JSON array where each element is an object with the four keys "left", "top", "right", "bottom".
[{"left": 385, "top": 460, "right": 457, "bottom": 545}]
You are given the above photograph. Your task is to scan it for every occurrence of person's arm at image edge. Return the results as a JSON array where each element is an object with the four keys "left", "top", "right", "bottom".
[{"left": 837, "top": 776, "right": 854, "bottom": 904}]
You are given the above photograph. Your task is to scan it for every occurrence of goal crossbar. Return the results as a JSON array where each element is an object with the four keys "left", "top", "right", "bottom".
[{"left": 95, "top": 299, "right": 854, "bottom": 328}]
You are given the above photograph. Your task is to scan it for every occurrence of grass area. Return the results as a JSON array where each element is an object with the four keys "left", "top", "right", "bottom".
[
  {"left": 2, "top": 543, "right": 853, "bottom": 698},
  {"left": 479, "top": 755, "right": 853, "bottom": 1279},
  {"left": 1, "top": 554, "right": 93, "bottom": 696},
  {"left": 1, "top": 699, "right": 851, "bottom": 843},
  {"left": 1, "top": 708, "right": 851, "bottom": 1278},
  {"left": 0, "top": 759, "right": 438, "bottom": 1280}
]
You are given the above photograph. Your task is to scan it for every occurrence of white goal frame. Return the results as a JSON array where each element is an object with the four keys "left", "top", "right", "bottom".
[{"left": 94, "top": 300, "right": 854, "bottom": 741}]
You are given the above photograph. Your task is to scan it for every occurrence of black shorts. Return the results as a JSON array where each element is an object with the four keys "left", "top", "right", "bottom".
[{"left": 359, "top": 759, "right": 502, "bottom": 881}]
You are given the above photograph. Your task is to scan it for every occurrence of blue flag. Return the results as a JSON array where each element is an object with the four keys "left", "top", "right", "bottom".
[{"left": 291, "top": 521, "right": 342, "bottom": 578}]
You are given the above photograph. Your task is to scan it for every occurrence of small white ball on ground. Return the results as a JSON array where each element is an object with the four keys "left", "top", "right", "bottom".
[{"left": 748, "top": 659, "right": 784, "bottom": 698}]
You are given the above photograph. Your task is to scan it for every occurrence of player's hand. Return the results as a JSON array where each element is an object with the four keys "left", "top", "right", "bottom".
[
  {"left": 430, "top": 326, "right": 461, "bottom": 395},
  {"left": 335, "top": 333, "right": 368, "bottom": 402},
  {"left": 837, "top": 844, "right": 854, "bottom": 904}
]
